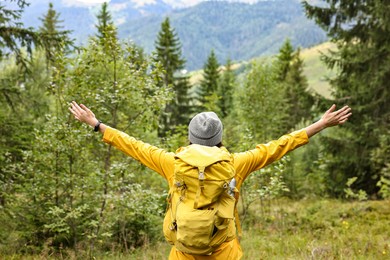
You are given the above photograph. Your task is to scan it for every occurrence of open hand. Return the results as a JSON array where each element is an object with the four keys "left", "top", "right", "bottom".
[
  {"left": 69, "top": 101, "right": 98, "bottom": 128},
  {"left": 321, "top": 104, "right": 352, "bottom": 128}
]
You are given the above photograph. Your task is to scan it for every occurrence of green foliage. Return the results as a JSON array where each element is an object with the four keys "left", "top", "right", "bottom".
[
  {"left": 0, "top": 0, "right": 72, "bottom": 71},
  {"left": 154, "top": 17, "right": 190, "bottom": 136},
  {"left": 344, "top": 177, "right": 368, "bottom": 201},
  {"left": 303, "top": 0, "right": 390, "bottom": 196},
  {"left": 281, "top": 127, "right": 328, "bottom": 199},
  {"left": 154, "top": 17, "right": 185, "bottom": 86},
  {"left": 0, "top": 0, "right": 39, "bottom": 67},
  {"left": 283, "top": 49, "right": 315, "bottom": 130},
  {"left": 96, "top": 2, "right": 115, "bottom": 41},
  {"left": 38, "top": 2, "right": 73, "bottom": 67},
  {"left": 238, "top": 60, "right": 287, "bottom": 141},
  {"left": 240, "top": 158, "right": 290, "bottom": 225},
  {"left": 273, "top": 40, "right": 315, "bottom": 132},
  {"left": 0, "top": 12, "right": 170, "bottom": 255},
  {"left": 371, "top": 132, "right": 390, "bottom": 199},
  {"left": 174, "top": 72, "right": 195, "bottom": 125},
  {"left": 0, "top": 52, "right": 50, "bottom": 206},
  {"left": 275, "top": 39, "right": 294, "bottom": 82},
  {"left": 197, "top": 49, "right": 220, "bottom": 110},
  {"left": 217, "top": 58, "right": 235, "bottom": 118}
]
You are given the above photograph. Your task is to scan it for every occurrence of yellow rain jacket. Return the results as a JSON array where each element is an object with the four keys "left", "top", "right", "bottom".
[{"left": 103, "top": 128, "right": 309, "bottom": 259}]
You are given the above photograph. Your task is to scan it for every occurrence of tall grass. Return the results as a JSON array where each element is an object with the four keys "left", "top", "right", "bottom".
[
  {"left": 126, "top": 199, "right": 389, "bottom": 259},
  {"left": 2, "top": 199, "right": 388, "bottom": 259},
  {"left": 240, "top": 199, "right": 389, "bottom": 259}
]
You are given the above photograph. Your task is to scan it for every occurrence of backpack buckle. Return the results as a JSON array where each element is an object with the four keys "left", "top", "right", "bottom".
[
  {"left": 199, "top": 171, "right": 205, "bottom": 180},
  {"left": 169, "top": 221, "right": 177, "bottom": 231}
]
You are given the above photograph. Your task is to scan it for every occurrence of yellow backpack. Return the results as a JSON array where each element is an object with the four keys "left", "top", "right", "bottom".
[{"left": 163, "top": 144, "right": 238, "bottom": 255}]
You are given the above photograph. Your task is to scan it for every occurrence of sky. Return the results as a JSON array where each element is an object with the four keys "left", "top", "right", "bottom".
[{"left": 61, "top": 0, "right": 259, "bottom": 8}]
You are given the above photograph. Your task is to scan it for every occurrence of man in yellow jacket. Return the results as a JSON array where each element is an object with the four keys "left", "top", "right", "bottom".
[{"left": 69, "top": 101, "right": 351, "bottom": 259}]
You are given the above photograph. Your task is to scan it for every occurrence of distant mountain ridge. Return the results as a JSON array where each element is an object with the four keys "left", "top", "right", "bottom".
[{"left": 19, "top": 0, "right": 327, "bottom": 70}]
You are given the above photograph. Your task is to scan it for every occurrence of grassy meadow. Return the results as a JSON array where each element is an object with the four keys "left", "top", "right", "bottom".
[
  {"left": 300, "top": 42, "right": 337, "bottom": 98},
  {"left": 100, "top": 199, "right": 389, "bottom": 260},
  {"left": 3, "top": 199, "right": 388, "bottom": 259},
  {"left": 189, "top": 41, "right": 336, "bottom": 99}
]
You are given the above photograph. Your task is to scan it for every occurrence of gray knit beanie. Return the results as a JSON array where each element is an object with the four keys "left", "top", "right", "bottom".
[{"left": 188, "top": 112, "right": 223, "bottom": 146}]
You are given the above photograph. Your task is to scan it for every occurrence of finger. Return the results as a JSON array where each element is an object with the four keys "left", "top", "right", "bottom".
[
  {"left": 69, "top": 107, "right": 80, "bottom": 120},
  {"left": 335, "top": 105, "right": 350, "bottom": 115},
  {"left": 339, "top": 118, "right": 348, "bottom": 124},
  {"left": 70, "top": 101, "right": 79, "bottom": 111},
  {"left": 326, "top": 104, "right": 337, "bottom": 115},
  {"left": 80, "top": 104, "right": 89, "bottom": 111},
  {"left": 339, "top": 112, "right": 352, "bottom": 122},
  {"left": 68, "top": 106, "right": 78, "bottom": 116},
  {"left": 80, "top": 104, "right": 94, "bottom": 115},
  {"left": 72, "top": 101, "right": 84, "bottom": 112},
  {"left": 81, "top": 104, "right": 96, "bottom": 118}
]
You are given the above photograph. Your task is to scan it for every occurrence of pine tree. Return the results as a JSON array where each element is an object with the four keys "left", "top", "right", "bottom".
[
  {"left": 275, "top": 39, "right": 294, "bottom": 81},
  {"left": 96, "top": 2, "right": 117, "bottom": 42},
  {"left": 155, "top": 17, "right": 185, "bottom": 87},
  {"left": 38, "top": 3, "right": 72, "bottom": 67},
  {"left": 303, "top": 0, "right": 390, "bottom": 195},
  {"left": 273, "top": 39, "right": 314, "bottom": 132},
  {"left": 218, "top": 58, "right": 235, "bottom": 118},
  {"left": 198, "top": 50, "right": 220, "bottom": 110},
  {"left": 283, "top": 48, "right": 314, "bottom": 131},
  {"left": 174, "top": 71, "right": 193, "bottom": 126},
  {"left": 0, "top": 0, "right": 69, "bottom": 70},
  {"left": 0, "top": 0, "right": 37, "bottom": 66},
  {"left": 154, "top": 17, "right": 188, "bottom": 136}
]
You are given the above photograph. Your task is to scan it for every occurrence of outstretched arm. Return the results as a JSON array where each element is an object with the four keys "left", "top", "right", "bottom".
[
  {"left": 305, "top": 104, "right": 352, "bottom": 138},
  {"left": 68, "top": 101, "right": 175, "bottom": 180},
  {"left": 69, "top": 101, "right": 107, "bottom": 134}
]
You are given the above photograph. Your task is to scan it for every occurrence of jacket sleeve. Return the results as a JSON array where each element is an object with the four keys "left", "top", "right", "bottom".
[
  {"left": 102, "top": 127, "right": 175, "bottom": 181},
  {"left": 233, "top": 129, "right": 309, "bottom": 187}
]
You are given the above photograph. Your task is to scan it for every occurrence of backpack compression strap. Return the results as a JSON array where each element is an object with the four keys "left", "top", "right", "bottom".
[{"left": 194, "top": 166, "right": 206, "bottom": 209}]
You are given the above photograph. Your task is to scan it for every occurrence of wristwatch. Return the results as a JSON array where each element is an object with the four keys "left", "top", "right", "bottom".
[{"left": 94, "top": 120, "right": 102, "bottom": 132}]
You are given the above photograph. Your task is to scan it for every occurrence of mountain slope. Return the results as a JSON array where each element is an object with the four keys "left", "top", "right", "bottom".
[
  {"left": 118, "top": 0, "right": 327, "bottom": 70},
  {"left": 18, "top": 0, "right": 327, "bottom": 70}
]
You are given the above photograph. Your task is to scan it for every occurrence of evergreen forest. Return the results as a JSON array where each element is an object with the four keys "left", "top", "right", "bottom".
[{"left": 0, "top": 0, "right": 389, "bottom": 259}]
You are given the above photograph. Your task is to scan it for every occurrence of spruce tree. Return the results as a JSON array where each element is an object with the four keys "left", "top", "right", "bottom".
[
  {"left": 303, "top": 0, "right": 390, "bottom": 195},
  {"left": 283, "top": 48, "right": 314, "bottom": 131},
  {"left": 96, "top": 2, "right": 117, "bottom": 42},
  {"left": 0, "top": 0, "right": 37, "bottom": 66},
  {"left": 154, "top": 17, "right": 188, "bottom": 137},
  {"left": 174, "top": 71, "right": 193, "bottom": 126},
  {"left": 0, "top": 0, "right": 68, "bottom": 70},
  {"left": 218, "top": 58, "right": 235, "bottom": 118},
  {"left": 273, "top": 40, "right": 314, "bottom": 132},
  {"left": 155, "top": 17, "right": 185, "bottom": 87},
  {"left": 275, "top": 39, "right": 294, "bottom": 82},
  {"left": 38, "top": 3, "right": 72, "bottom": 67},
  {"left": 198, "top": 50, "right": 220, "bottom": 110}
]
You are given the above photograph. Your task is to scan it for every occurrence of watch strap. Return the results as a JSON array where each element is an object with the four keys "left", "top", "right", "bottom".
[{"left": 94, "top": 120, "right": 102, "bottom": 132}]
